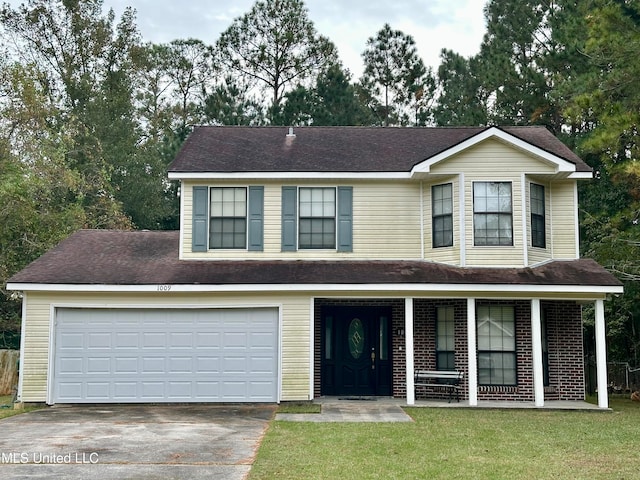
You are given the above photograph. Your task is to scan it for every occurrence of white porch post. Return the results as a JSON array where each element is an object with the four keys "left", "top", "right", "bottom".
[
  {"left": 405, "top": 298, "right": 415, "bottom": 406},
  {"left": 467, "top": 298, "right": 478, "bottom": 406},
  {"left": 531, "top": 299, "right": 545, "bottom": 407},
  {"left": 595, "top": 299, "right": 609, "bottom": 409}
]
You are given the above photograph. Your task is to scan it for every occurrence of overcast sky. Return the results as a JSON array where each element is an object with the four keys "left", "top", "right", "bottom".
[
  {"left": 4, "top": 0, "right": 488, "bottom": 79},
  {"left": 104, "top": 0, "right": 488, "bottom": 79}
]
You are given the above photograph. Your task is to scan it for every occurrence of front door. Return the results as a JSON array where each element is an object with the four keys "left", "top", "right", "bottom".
[{"left": 321, "top": 306, "right": 392, "bottom": 396}]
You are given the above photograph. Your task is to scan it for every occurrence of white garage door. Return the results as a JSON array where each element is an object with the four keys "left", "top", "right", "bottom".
[{"left": 53, "top": 308, "right": 278, "bottom": 403}]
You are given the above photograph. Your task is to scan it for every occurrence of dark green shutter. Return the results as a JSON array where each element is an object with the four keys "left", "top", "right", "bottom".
[
  {"left": 192, "top": 186, "right": 208, "bottom": 252},
  {"left": 337, "top": 186, "right": 353, "bottom": 252},
  {"left": 281, "top": 186, "right": 297, "bottom": 251},
  {"left": 248, "top": 186, "right": 264, "bottom": 251}
]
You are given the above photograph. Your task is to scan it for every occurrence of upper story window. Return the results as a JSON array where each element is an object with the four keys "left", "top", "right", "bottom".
[
  {"left": 299, "top": 187, "right": 336, "bottom": 249},
  {"left": 432, "top": 183, "right": 453, "bottom": 248},
  {"left": 530, "top": 183, "right": 546, "bottom": 248},
  {"left": 473, "top": 182, "right": 513, "bottom": 246},
  {"left": 210, "top": 187, "right": 247, "bottom": 249}
]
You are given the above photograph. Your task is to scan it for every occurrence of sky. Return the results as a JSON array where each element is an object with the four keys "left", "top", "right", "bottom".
[{"left": 97, "top": 0, "right": 488, "bottom": 80}]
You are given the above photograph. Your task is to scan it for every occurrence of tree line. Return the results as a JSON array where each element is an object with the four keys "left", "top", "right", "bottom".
[{"left": 1, "top": 0, "right": 638, "bottom": 366}]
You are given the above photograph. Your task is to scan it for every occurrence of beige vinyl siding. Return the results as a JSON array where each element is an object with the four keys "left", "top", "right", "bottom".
[
  {"left": 550, "top": 180, "right": 579, "bottom": 259},
  {"left": 429, "top": 140, "right": 537, "bottom": 267},
  {"left": 20, "top": 291, "right": 313, "bottom": 403},
  {"left": 182, "top": 180, "right": 422, "bottom": 260}
]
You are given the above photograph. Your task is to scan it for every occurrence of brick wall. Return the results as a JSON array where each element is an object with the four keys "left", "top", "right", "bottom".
[
  {"left": 313, "top": 298, "right": 585, "bottom": 402},
  {"left": 542, "top": 301, "right": 584, "bottom": 401}
]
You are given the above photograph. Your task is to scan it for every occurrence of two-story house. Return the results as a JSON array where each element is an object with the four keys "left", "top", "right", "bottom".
[{"left": 8, "top": 126, "right": 623, "bottom": 408}]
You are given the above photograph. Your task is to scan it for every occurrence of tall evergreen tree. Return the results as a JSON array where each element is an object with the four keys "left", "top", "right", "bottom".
[
  {"left": 361, "top": 23, "right": 429, "bottom": 126},
  {"left": 216, "top": 0, "right": 337, "bottom": 121}
]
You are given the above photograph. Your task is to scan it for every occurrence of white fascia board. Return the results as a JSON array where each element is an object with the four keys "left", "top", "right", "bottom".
[
  {"left": 411, "top": 127, "right": 577, "bottom": 176},
  {"left": 168, "top": 171, "right": 411, "bottom": 181},
  {"left": 7, "top": 282, "right": 623, "bottom": 296},
  {"left": 568, "top": 171, "right": 593, "bottom": 179}
]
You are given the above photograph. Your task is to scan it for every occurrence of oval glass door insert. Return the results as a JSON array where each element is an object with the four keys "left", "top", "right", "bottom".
[{"left": 348, "top": 318, "right": 365, "bottom": 359}]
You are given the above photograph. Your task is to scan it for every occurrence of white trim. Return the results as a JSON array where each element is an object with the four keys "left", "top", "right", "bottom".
[
  {"left": 459, "top": 173, "right": 466, "bottom": 267},
  {"left": 17, "top": 294, "right": 27, "bottom": 402},
  {"left": 521, "top": 174, "right": 529, "bottom": 266},
  {"left": 574, "top": 182, "right": 580, "bottom": 259},
  {"left": 9, "top": 282, "right": 623, "bottom": 296},
  {"left": 46, "top": 304, "right": 56, "bottom": 405},
  {"left": 549, "top": 183, "right": 554, "bottom": 258},
  {"left": 309, "top": 298, "right": 315, "bottom": 401},
  {"left": 595, "top": 299, "right": 608, "bottom": 409},
  {"left": 411, "top": 128, "right": 578, "bottom": 175},
  {"left": 467, "top": 298, "right": 477, "bottom": 406},
  {"left": 405, "top": 298, "right": 415, "bottom": 406},
  {"left": 179, "top": 181, "right": 185, "bottom": 260},
  {"left": 568, "top": 172, "right": 593, "bottom": 180},
  {"left": 168, "top": 171, "right": 412, "bottom": 181},
  {"left": 420, "top": 182, "right": 425, "bottom": 260},
  {"left": 531, "top": 299, "right": 544, "bottom": 407}
]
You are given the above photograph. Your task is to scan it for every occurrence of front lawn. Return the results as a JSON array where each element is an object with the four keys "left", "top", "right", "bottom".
[
  {"left": 249, "top": 398, "right": 639, "bottom": 480},
  {"left": 0, "top": 395, "right": 43, "bottom": 420}
]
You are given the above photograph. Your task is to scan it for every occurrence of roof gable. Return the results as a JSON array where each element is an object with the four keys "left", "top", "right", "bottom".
[
  {"left": 167, "top": 126, "right": 591, "bottom": 179},
  {"left": 411, "top": 127, "right": 585, "bottom": 177}
]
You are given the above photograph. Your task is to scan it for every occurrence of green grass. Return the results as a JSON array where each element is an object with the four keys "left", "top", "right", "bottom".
[
  {"left": 277, "top": 402, "right": 322, "bottom": 414},
  {"left": 0, "top": 395, "right": 44, "bottom": 420},
  {"left": 249, "top": 397, "right": 640, "bottom": 480}
]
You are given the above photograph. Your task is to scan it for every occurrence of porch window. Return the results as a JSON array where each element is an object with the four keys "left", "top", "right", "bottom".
[
  {"left": 530, "top": 183, "right": 546, "bottom": 248},
  {"left": 299, "top": 187, "right": 336, "bottom": 249},
  {"left": 473, "top": 182, "right": 513, "bottom": 246},
  {"left": 477, "top": 305, "right": 516, "bottom": 385},
  {"left": 432, "top": 183, "right": 453, "bottom": 248},
  {"left": 210, "top": 187, "right": 247, "bottom": 249},
  {"left": 436, "top": 306, "right": 455, "bottom": 370}
]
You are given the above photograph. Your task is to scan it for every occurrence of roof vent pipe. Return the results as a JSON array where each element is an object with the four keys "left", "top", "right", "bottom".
[{"left": 287, "top": 127, "right": 295, "bottom": 137}]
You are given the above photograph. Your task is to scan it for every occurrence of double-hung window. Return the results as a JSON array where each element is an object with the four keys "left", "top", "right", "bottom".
[
  {"left": 530, "top": 183, "right": 546, "bottom": 248},
  {"left": 473, "top": 182, "right": 513, "bottom": 246},
  {"left": 432, "top": 183, "right": 453, "bottom": 248},
  {"left": 299, "top": 187, "right": 336, "bottom": 249},
  {"left": 436, "top": 306, "right": 455, "bottom": 370},
  {"left": 477, "top": 305, "right": 516, "bottom": 386},
  {"left": 210, "top": 187, "right": 247, "bottom": 249}
]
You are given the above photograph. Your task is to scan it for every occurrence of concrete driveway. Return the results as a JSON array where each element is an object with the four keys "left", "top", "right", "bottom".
[{"left": 0, "top": 404, "right": 276, "bottom": 480}]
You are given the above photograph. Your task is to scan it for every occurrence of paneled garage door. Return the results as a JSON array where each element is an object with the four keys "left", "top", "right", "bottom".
[{"left": 53, "top": 308, "right": 278, "bottom": 403}]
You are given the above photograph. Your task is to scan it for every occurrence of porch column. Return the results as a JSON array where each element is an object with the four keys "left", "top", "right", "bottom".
[
  {"left": 405, "top": 297, "right": 415, "bottom": 406},
  {"left": 467, "top": 298, "right": 478, "bottom": 406},
  {"left": 595, "top": 299, "right": 609, "bottom": 409},
  {"left": 531, "top": 299, "right": 545, "bottom": 407}
]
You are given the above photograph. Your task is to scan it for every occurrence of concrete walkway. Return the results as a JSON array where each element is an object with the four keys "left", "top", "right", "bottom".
[
  {"left": 275, "top": 397, "right": 605, "bottom": 422},
  {"left": 276, "top": 398, "right": 414, "bottom": 423}
]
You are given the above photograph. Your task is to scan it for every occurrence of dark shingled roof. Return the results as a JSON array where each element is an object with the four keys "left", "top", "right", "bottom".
[
  {"left": 168, "top": 126, "right": 592, "bottom": 174},
  {"left": 8, "top": 230, "right": 621, "bottom": 289}
]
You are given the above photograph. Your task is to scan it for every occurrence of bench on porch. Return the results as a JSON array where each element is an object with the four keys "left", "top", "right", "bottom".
[{"left": 414, "top": 370, "right": 464, "bottom": 403}]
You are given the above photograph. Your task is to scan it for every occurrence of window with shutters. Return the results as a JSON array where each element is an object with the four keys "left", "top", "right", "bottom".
[
  {"left": 210, "top": 187, "right": 247, "bottom": 249},
  {"left": 191, "top": 185, "right": 263, "bottom": 252},
  {"left": 282, "top": 186, "right": 352, "bottom": 252},
  {"left": 299, "top": 187, "right": 336, "bottom": 249}
]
